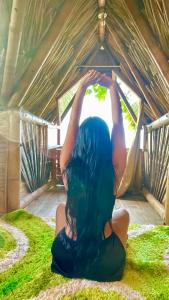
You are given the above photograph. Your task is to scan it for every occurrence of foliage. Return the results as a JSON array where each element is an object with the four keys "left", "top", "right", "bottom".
[
  {"left": 86, "top": 84, "right": 108, "bottom": 101},
  {"left": 86, "top": 84, "right": 138, "bottom": 129},
  {"left": 60, "top": 84, "right": 139, "bottom": 130}
]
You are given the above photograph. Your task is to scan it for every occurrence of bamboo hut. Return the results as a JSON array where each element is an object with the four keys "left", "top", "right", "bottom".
[{"left": 0, "top": 0, "right": 169, "bottom": 224}]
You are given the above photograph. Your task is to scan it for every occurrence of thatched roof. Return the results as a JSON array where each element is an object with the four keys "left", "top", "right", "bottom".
[{"left": 0, "top": 0, "right": 169, "bottom": 123}]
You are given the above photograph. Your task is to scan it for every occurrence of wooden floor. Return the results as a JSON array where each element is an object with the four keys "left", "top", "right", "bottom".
[{"left": 26, "top": 188, "right": 163, "bottom": 225}]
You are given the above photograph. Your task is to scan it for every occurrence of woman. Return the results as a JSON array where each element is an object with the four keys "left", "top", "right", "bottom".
[{"left": 51, "top": 70, "right": 129, "bottom": 282}]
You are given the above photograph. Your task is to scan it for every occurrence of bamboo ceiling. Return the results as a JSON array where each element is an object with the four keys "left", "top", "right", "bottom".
[{"left": 0, "top": 0, "right": 169, "bottom": 123}]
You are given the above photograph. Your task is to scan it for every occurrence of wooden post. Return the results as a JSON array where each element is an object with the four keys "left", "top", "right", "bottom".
[
  {"left": 55, "top": 100, "right": 61, "bottom": 145},
  {"left": 1, "top": 0, "right": 26, "bottom": 102},
  {"left": 0, "top": 111, "right": 9, "bottom": 213},
  {"left": 125, "top": 0, "right": 169, "bottom": 89},
  {"left": 107, "top": 24, "right": 161, "bottom": 119},
  {"left": 8, "top": 0, "right": 76, "bottom": 108},
  {"left": 117, "top": 85, "right": 137, "bottom": 123},
  {"left": 164, "top": 167, "right": 169, "bottom": 225},
  {"left": 7, "top": 110, "right": 20, "bottom": 211}
]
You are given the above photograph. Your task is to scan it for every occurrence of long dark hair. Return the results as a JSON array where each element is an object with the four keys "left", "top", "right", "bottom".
[{"left": 65, "top": 117, "right": 115, "bottom": 253}]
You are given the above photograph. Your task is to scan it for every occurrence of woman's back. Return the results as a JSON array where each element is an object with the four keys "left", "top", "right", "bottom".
[{"left": 51, "top": 223, "right": 126, "bottom": 282}]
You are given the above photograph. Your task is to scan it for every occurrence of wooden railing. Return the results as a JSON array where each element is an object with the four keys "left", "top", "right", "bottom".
[
  {"left": 142, "top": 113, "right": 169, "bottom": 224},
  {"left": 48, "top": 146, "right": 63, "bottom": 186}
]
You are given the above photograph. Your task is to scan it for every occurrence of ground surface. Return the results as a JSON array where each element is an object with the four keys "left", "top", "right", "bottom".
[
  {"left": 0, "top": 209, "right": 168, "bottom": 300},
  {"left": 26, "top": 189, "right": 163, "bottom": 224}
]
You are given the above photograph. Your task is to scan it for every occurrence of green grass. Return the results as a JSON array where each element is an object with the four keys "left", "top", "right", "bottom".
[
  {"left": 0, "top": 228, "right": 16, "bottom": 259},
  {"left": 60, "top": 287, "right": 126, "bottom": 299},
  {"left": 0, "top": 210, "right": 169, "bottom": 300},
  {"left": 0, "top": 210, "right": 69, "bottom": 300},
  {"left": 128, "top": 224, "right": 141, "bottom": 230},
  {"left": 123, "top": 225, "right": 169, "bottom": 300}
]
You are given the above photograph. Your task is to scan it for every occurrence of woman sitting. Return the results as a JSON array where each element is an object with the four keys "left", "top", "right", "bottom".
[{"left": 51, "top": 70, "right": 129, "bottom": 282}]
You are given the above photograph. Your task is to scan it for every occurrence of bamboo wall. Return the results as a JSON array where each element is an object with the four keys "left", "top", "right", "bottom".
[
  {"left": 0, "top": 109, "right": 52, "bottom": 213},
  {"left": 143, "top": 113, "right": 169, "bottom": 224}
]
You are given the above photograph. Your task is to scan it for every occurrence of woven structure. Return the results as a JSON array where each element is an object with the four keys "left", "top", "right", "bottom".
[{"left": 0, "top": 0, "right": 168, "bottom": 123}]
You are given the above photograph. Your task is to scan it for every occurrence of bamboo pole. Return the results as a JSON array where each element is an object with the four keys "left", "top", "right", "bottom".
[
  {"left": 164, "top": 167, "right": 169, "bottom": 225},
  {"left": 143, "top": 187, "right": 165, "bottom": 221},
  {"left": 107, "top": 24, "right": 161, "bottom": 119},
  {"left": 1, "top": 0, "right": 26, "bottom": 103},
  {"left": 125, "top": 0, "right": 169, "bottom": 89},
  {"left": 61, "top": 95, "right": 75, "bottom": 122},
  {"left": 146, "top": 113, "right": 169, "bottom": 131},
  {"left": 117, "top": 85, "right": 137, "bottom": 123},
  {"left": 8, "top": 0, "right": 76, "bottom": 108}
]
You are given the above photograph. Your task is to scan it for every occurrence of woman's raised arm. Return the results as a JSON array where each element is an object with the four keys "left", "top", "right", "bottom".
[
  {"left": 109, "top": 81, "right": 127, "bottom": 192},
  {"left": 60, "top": 70, "right": 99, "bottom": 173},
  {"left": 96, "top": 73, "right": 127, "bottom": 192}
]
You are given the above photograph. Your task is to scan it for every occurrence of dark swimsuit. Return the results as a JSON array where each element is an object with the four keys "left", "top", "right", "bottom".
[{"left": 51, "top": 225, "right": 126, "bottom": 282}]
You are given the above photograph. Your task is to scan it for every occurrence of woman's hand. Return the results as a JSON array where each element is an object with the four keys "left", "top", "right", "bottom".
[
  {"left": 79, "top": 70, "right": 102, "bottom": 90},
  {"left": 96, "top": 72, "right": 117, "bottom": 89},
  {"left": 79, "top": 69, "right": 117, "bottom": 91}
]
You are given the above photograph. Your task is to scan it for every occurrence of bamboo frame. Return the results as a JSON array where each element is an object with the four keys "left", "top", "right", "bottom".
[
  {"left": 125, "top": 0, "right": 169, "bottom": 89},
  {"left": 1, "top": 0, "right": 26, "bottom": 102},
  {"left": 143, "top": 115, "right": 169, "bottom": 223},
  {"left": 8, "top": 0, "right": 76, "bottom": 108}
]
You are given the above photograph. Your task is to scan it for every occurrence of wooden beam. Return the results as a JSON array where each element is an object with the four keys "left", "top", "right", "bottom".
[
  {"left": 143, "top": 187, "right": 165, "bottom": 221},
  {"left": 39, "top": 27, "right": 97, "bottom": 117},
  {"left": 98, "top": 1, "right": 107, "bottom": 42},
  {"left": 125, "top": 0, "right": 169, "bottom": 89},
  {"left": 117, "top": 84, "right": 137, "bottom": 123},
  {"left": 98, "top": 0, "right": 106, "bottom": 7},
  {"left": 8, "top": 0, "right": 76, "bottom": 108},
  {"left": 107, "top": 24, "right": 161, "bottom": 119},
  {"left": 1, "top": 0, "right": 26, "bottom": 103},
  {"left": 61, "top": 95, "right": 75, "bottom": 122},
  {"left": 146, "top": 113, "right": 169, "bottom": 131}
]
